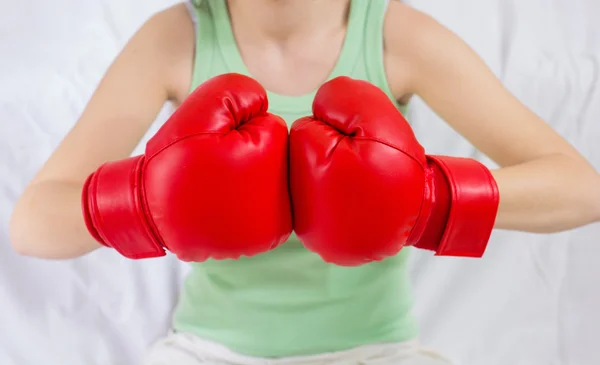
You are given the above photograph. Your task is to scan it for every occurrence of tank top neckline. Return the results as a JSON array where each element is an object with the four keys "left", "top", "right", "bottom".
[{"left": 210, "top": 0, "right": 365, "bottom": 114}]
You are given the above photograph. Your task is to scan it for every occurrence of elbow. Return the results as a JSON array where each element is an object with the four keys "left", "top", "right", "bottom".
[
  {"left": 10, "top": 238, "right": 38, "bottom": 258},
  {"left": 9, "top": 208, "right": 87, "bottom": 260},
  {"left": 9, "top": 212, "right": 81, "bottom": 260},
  {"left": 9, "top": 194, "right": 52, "bottom": 259},
  {"left": 9, "top": 206, "right": 39, "bottom": 258},
  {"left": 9, "top": 181, "right": 96, "bottom": 260}
]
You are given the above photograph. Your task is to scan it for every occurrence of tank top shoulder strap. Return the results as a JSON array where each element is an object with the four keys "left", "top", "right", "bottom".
[
  {"left": 361, "top": 0, "right": 406, "bottom": 113},
  {"left": 188, "top": 0, "right": 219, "bottom": 91},
  {"left": 362, "top": 0, "right": 391, "bottom": 89}
]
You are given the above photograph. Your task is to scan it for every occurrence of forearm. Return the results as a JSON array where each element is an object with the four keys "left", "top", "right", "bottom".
[
  {"left": 9, "top": 180, "right": 101, "bottom": 259},
  {"left": 492, "top": 153, "right": 600, "bottom": 233}
]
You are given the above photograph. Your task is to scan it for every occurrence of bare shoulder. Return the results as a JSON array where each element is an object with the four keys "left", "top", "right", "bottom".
[
  {"left": 27, "top": 3, "right": 196, "bottom": 185},
  {"left": 382, "top": 2, "right": 588, "bottom": 168},
  {"left": 382, "top": 1, "right": 450, "bottom": 102}
]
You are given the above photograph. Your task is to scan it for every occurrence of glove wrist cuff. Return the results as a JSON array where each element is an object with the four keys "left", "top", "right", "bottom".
[
  {"left": 81, "top": 156, "right": 166, "bottom": 259},
  {"left": 82, "top": 173, "right": 108, "bottom": 247},
  {"left": 412, "top": 155, "right": 500, "bottom": 257}
]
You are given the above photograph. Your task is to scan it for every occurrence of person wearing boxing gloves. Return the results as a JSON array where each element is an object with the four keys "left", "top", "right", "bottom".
[
  {"left": 10, "top": 1, "right": 600, "bottom": 364},
  {"left": 84, "top": 72, "right": 292, "bottom": 262},
  {"left": 290, "top": 77, "right": 499, "bottom": 266}
]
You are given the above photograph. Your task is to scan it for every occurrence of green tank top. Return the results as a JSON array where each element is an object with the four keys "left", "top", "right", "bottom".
[{"left": 172, "top": 0, "right": 418, "bottom": 357}]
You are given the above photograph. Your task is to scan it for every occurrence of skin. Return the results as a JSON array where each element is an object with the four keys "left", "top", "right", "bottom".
[{"left": 9, "top": 0, "right": 600, "bottom": 259}]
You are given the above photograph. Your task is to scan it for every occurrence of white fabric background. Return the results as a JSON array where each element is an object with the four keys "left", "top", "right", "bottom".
[{"left": 1, "top": 1, "right": 599, "bottom": 364}]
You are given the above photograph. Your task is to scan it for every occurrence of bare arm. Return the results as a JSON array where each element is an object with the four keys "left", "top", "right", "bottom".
[
  {"left": 385, "top": 3, "right": 600, "bottom": 233},
  {"left": 9, "top": 4, "right": 194, "bottom": 259}
]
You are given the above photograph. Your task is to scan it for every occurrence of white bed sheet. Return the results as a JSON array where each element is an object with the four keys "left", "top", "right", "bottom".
[{"left": 1, "top": 1, "right": 598, "bottom": 364}]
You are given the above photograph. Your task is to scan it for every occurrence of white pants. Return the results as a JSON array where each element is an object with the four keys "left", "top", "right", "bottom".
[{"left": 144, "top": 332, "right": 455, "bottom": 365}]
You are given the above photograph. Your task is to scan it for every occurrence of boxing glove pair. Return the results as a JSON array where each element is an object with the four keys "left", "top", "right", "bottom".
[{"left": 82, "top": 73, "right": 499, "bottom": 265}]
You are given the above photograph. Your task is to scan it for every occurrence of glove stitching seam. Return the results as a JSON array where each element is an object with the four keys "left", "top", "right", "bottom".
[
  {"left": 351, "top": 136, "right": 426, "bottom": 170},
  {"left": 146, "top": 132, "right": 226, "bottom": 161}
]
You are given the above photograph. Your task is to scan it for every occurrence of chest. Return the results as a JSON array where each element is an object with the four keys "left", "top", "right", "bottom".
[{"left": 240, "top": 37, "right": 346, "bottom": 97}]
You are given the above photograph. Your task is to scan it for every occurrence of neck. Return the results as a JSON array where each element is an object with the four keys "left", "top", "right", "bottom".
[{"left": 226, "top": 0, "right": 350, "bottom": 43}]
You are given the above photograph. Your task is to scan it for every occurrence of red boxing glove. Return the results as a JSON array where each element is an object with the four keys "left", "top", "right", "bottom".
[
  {"left": 289, "top": 76, "right": 499, "bottom": 266},
  {"left": 82, "top": 73, "right": 292, "bottom": 261}
]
